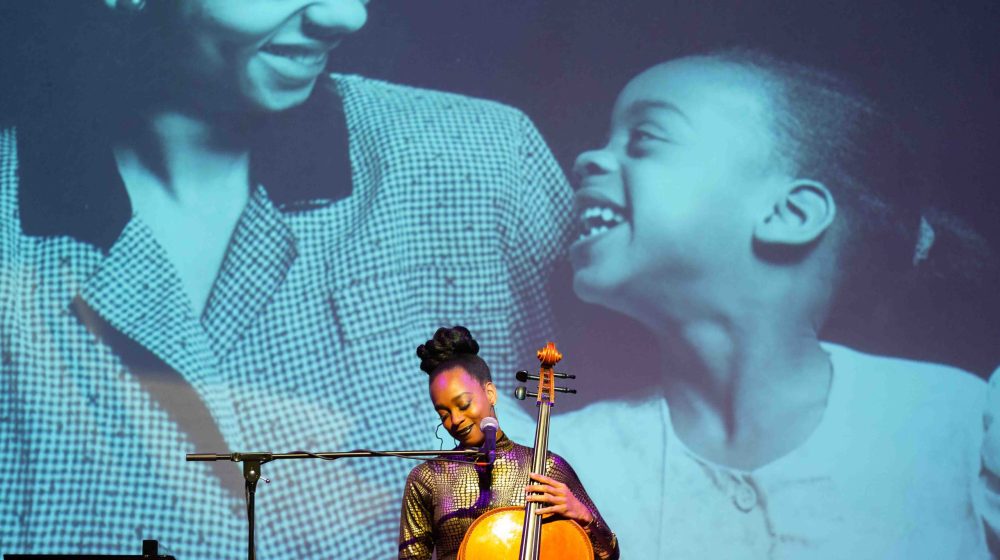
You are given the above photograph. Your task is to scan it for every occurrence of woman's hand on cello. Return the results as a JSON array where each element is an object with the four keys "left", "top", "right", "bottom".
[{"left": 525, "top": 473, "right": 595, "bottom": 525}]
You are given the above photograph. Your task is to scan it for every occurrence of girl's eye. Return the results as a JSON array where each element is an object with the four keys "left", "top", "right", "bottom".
[
  {"left": 459, "top": 403, "right": 471, "bottom": 411},
  {"left": 626, "top": 128, "right": 666, "bottom": 157},
  {"left": 629, "top": 128, "right": 664, "bottom": 145}
]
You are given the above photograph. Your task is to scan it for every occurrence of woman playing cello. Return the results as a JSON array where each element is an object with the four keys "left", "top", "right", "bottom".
[{"left": 397, "top": 326, "right": 619, "bottom": 560}]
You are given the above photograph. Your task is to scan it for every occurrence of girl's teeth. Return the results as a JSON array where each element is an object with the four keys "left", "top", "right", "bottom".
[
  {"left": 577, "top": 205, "right": 626, "bottom": 243},
  {"left": 578, "top": 224, "right": 612, "bottom": 243}
]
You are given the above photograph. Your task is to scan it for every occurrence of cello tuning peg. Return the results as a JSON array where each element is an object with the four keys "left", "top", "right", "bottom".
[
  {"left": 515, "top": 370, "right": 575, "bottom": 381},
  {"left": 514, "top": 386, "right": 538, "bottom": 400},
  {"left": 554, "top": 386, "right": 578, "bottom": 395}
]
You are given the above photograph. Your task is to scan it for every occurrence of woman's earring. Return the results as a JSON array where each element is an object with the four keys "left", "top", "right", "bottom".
[
  {"left": 434, "top": 423, "right": 446, "bottom": 449},
  {"left": 116, "top": 0, "right": 146, "bottom": 13}
]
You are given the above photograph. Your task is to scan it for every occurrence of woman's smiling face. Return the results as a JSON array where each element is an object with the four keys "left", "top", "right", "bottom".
[
  {"left": 429, "top": 366, "right": 497, "bottom": 447},
  {"left": 569, "top": 57, "right": 787, "bottom": 326},
  {"left": 158, "top": 0, "right": 368, "bottom": 112}
]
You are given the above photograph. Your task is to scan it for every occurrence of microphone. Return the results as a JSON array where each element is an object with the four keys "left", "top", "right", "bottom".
[{"left": 479, "top": 416, "right": 499, "bottom": 466}]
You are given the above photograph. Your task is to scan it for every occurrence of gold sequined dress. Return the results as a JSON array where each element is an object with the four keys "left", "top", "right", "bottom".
[{"left": 398, "top": 435, "right": 619, "bottom": 560}]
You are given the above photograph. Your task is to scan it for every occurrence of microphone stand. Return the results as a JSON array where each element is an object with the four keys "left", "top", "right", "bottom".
[{"left": 187, "top": 448, "right": 486, "bottom": 560}]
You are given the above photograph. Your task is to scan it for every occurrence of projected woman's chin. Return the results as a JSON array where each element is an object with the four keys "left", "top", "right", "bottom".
[{"left": 116, "top": 0, "right": 369, "bottom": 113}]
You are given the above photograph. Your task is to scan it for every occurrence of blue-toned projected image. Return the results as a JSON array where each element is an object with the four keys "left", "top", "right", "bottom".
[
  {"left": 1, "top": 1, "right": 998, "bottom": 559},
  {"left": 0, "top": 2, "right": 569, "bottom": 558},
  {"left": 551, "top": 49, "right": 992, "bottom": 558}
]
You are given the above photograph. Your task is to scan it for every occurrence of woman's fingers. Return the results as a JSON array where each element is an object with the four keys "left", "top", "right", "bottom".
[
  {"left": 525, "top": 492, "right": 562, "bottom": 504},
  {"left": 534, "top": 505, "right": 561, "bottom": 516},
  {"left": 525, "top": 474, "right": 594, "bottom": 523},
  {"left": 528, "top": 473, "right": 566, "bottom": 490},
  {"left": 525, "top": 474, "right": 569, "bottom": 498},
  {"left": 525, "top": 484, "right": 566, "bottom": 496}
]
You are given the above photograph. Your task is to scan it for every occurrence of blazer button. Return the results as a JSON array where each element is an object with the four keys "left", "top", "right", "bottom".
[{"left": 733, "top": 482, "right": 758, "bottom": 512}]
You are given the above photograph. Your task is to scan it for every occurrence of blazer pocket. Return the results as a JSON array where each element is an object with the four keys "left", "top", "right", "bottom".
[{"left": 329, "top": 262, "right": 512, "bottom": 352}]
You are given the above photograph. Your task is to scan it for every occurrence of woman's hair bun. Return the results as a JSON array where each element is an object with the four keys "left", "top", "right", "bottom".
[{"left": 416, "top": 326, "right": 480, "bottom": 375}]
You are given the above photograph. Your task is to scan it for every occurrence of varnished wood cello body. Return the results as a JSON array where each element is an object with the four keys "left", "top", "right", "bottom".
[{"left": 457, "top": 343, "right": 592, "bottom": 560}]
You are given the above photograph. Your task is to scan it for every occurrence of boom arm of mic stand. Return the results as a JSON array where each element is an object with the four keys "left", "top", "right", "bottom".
[
  {"left": 186, "top": 449, "right": 483, "bottom": 461},
  {"left": 186, "top": 447, "right": 486, "bottom": 560}
]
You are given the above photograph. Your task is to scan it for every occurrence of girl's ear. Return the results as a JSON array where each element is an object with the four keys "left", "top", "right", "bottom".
[
  {"left": 754, "top": 180, "right": 837, "bottom": 246},
  {"left": 485, "top": 382, "right": 497, "bottom": 407}
]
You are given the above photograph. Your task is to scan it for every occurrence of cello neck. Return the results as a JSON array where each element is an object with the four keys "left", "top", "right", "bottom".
[
  {"left": 529, "top": 394, "right": 553, "bottom": 479},
  {"left": 518, "top": 343, "right": 562, "bottom": 560}
]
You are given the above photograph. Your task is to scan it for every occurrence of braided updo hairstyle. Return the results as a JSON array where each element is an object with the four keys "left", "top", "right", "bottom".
[{"left": 416, "top": 326, "right": 493, "bottom": 384}]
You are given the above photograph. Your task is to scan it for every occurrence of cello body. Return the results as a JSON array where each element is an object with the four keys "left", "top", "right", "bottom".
[
  {"left": 457, "top": 507, "right": 592, "bottom": 560},
  {"left": 457, "top": 343, "right": 592, "bottom": 560}
]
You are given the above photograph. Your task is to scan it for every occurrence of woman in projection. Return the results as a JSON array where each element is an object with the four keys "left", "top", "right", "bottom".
[
  {"left": 0, "top": 1, "right": 569, "bottom": 557},
  {"left": 397, "top": 326, "right": 619, "bottom": 560},
  {"left": 554, "top": 49, "right": 989, "bottom": 558}
]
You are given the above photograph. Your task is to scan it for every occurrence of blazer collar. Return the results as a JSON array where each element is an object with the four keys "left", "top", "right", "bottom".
[{"left": 17, "top": 80, "right": 352, "bottom": 251}]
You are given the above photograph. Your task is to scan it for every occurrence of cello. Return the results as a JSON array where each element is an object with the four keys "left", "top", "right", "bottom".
[{"left": 457, "top": 342, "right": 593, "bottom": 560}]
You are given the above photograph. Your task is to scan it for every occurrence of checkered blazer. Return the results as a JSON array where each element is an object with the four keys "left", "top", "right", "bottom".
[{"left": 0, "top": 74, "right": 572, "bottom": 558}]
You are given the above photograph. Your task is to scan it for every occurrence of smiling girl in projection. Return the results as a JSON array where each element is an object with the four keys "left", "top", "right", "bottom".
[{"left": 551, "top": 49, "right": 990, "bottom": 558}]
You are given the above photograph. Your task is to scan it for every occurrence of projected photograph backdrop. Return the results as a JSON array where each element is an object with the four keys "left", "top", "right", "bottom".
[{"left": 1, "top": 1, "right": 998, "bottom": 558}]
